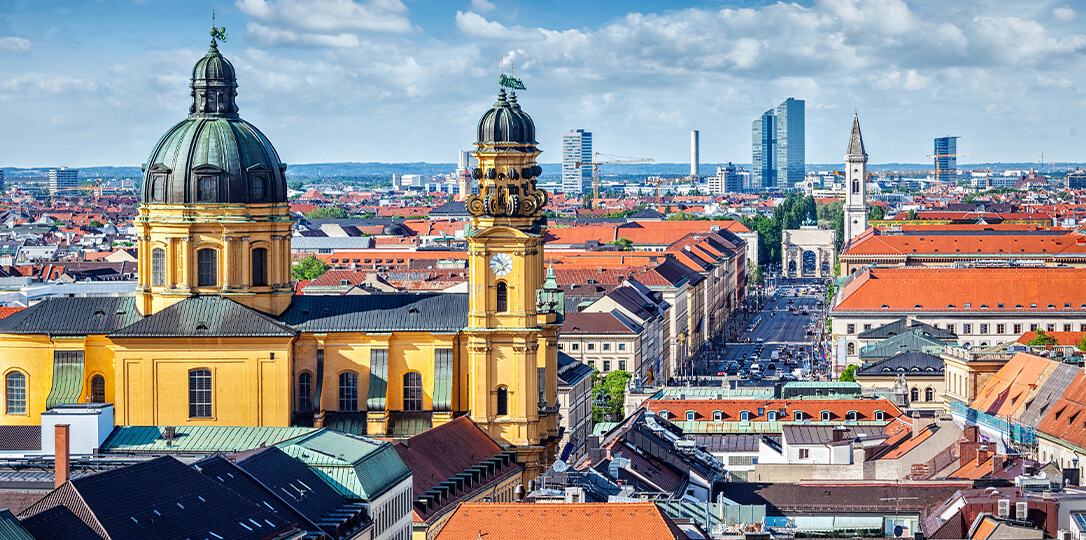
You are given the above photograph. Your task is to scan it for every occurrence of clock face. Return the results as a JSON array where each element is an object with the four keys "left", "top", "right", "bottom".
[{"left": 490, "top": 253, "right": 513, "bottom": 277}]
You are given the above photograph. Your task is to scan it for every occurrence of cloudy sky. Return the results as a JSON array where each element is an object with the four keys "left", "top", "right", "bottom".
[{"left": 2, "top": 0, "right": 1085, "bottom": 168}]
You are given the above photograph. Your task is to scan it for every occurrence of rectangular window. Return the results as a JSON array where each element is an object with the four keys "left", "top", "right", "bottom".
[
  {"left": 571, "top": 343, "right": 579, "bottom": 351},
  {"left": 963, "top": 324, "right": 972, "bottom": 334},
  {"left": 1081, "top": 324, "right": 1086, "bottom": 332},
  {"left": 847, "top": 324, "right": 855, "bottom": 334},
  {"left": 618, "top": 343, "right": 626, "bottom": 351},
  {"left": 197, "top": 248, "right": 217, "bottom": 287},
  {"left": 946, "top": 324, "right": 955, "bottom": 334},
  {"left": 151, "top": 248, "right": 166, "bottom": 287},
  {"left": 997, "top": 324, "right": 1005, "bottom": 334},
  {"left": 602, "top": 360, "right": 611, "bottom": 372},
  {"left": 728, "top": 455, "right": 755, "bottom": 466},
  {"left": 587, "top": 343, "right": 595, "bottom": 351},
  {"left": 619, "top": 360, "right": 626, "bottom": 371},
  {"left": 602, "top": 344, "right": 610, "bottom": 351},
  {"left": 980, "top": 324, "right": 988, "bottom": 334},
  {"left": 251, "top": 247, "right": 268, "bottom": 287},
  {"left": 1014, "top": 324, "right": 1023, "bottom": 334},
  {"left": 1030, "top": 323, "right": 1038, "bottom": 332},
  {"left": 1047, "top": 323, "right": 1056, "bottom": 332},
  {"left": 297, "top": 372, "right": 313, "bottom": 412},
  {"left": 5, "top": 372, "right": 26, "bottom": 415},
  {"left": 1065, "top": 324, "right": 1073, "bottom": 332},
  {"left": 863, "top": 324, "right": 871, "bottom": 330},
  {"left": 189, "top": 369, "right": 212, "bottom": 418},
  {"left": 197, "top": 176, "right": 217, "bottom": 202},
  {"left": 339, "top": 371, "right": 359, "bottom": 411},
  {"left": 798, "top": 448, "right": 810, "bottom": 459}
]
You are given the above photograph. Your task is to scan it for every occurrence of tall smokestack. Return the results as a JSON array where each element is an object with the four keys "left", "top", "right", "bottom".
[
  {"left": 690, "top": 130, "right": 700, "bottom": 178},
  {"left": 55, "top": 424, "right": 70, "bottom": 489}
]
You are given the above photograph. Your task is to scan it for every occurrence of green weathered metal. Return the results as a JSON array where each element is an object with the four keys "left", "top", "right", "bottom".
[
  {"left": 0, "top": 509, "right": 35, "bottom": 540},
  {"left": 100, "top": 425, "right": 317, "bottom": 453},
  {"left": 277, "top": 429, "right": 411, "bottom": 501},
  {"left": 366, "top": 349, "right": 388, "bottom": 410},
  {"left": 432, "top": 348, "right": 453, "bottom": 412},
  {"left": 45, "top": 351, "right": 84, "bottom": 408}
]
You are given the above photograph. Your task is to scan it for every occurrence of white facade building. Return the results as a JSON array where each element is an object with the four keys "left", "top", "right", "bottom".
[{"left": 562, "top": 129, "right": 592, "bottom": 195}]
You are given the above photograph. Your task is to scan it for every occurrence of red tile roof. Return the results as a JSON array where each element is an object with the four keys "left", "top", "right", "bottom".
[
  {"left": 970, "top": 353, "right": 1058, "bottom": 418},
  {"left": 433, "top": 502, "right": 688, "bottom": 540},
  {"left": 841, "top": 229, "right": 1086, "bottom": 257},
  {"left": 644, "top": 398, "right": 902, "bottom": 422},
  {"left": 1017, "top": 331, "right": 1086, "bottom": 347},
  {"left": 1036, "top": 370, "right": 1086, "bottom": 449},
  {"left": 834, "top": 267, "right": 1086, "bottom": 312},
  {"left": 0, "top": 307, "right": 25, "bottom": 320}
]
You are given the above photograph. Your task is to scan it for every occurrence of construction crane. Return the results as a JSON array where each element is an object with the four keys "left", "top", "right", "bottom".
[
  {"left": 649, "top": 176, "right": 688, "bottom": 203},
  {"left": 575, "top": 152, "right": 653, "bottom": 207},
  {"left": 926, "top": 151, "right": 973, "bottom": 185}
]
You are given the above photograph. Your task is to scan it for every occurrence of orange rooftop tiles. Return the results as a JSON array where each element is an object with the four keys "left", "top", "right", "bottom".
[{"left": 433, "top": 502, "right": 688, "bottom": 540}]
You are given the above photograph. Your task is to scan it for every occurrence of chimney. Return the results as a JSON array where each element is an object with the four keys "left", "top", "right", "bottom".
[
  {"left": 832, "top": 425, "right": 848, "bottom": 443},
  {"left": 992, "top": 454, "right": 1004, "bottom": 474},
  {"left": 977, "top": 444, "right": 991, "bottom": 465},
  {"left": 912, "top": 412, "right": 922, "bottom": 438},
  {"left": 55, "top": 424, "right": 70, "bottom": 489},
  {"left": 964, "top": 424, "right": 979, "bottom": 442}
]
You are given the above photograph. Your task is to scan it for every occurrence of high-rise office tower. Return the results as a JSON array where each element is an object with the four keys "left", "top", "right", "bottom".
[
  {"left": 690, "top": 130, "right": 699, "bottom": 178},
  {"left": 843, "top": 114, "right": 869, "bottom": 243},
  {"left": 562, "top": 129, "right": 592, "bottom": 195},
  {"left": 48, "top": 167, "right": 78, "bottom": 196},
  {"left": 934, "top": 136, "right": 959, "bottom": 184},
  {"left": 751, "top": 111, "right": 775, "bottom": 190},
  {"left": 0, "top": 169, "right": 5, "bottom": 193},
  {"left": 708, "top": 162, "right": 741, "bottom": 195},
  {"left": 775, "top": 97, "right": 805, "bottom": 188}
]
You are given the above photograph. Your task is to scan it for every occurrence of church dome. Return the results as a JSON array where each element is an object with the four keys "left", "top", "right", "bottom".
[
  {"left": 142, "top": 39, "right": 287, "bottom": 205},
  {"left": 476, "top": 89, "right": 536, "bottom": 146}
]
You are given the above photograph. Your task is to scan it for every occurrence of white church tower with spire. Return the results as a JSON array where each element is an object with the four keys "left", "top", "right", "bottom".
[{"left": 843, "top": 113, "right": 868, "bottom": 243}]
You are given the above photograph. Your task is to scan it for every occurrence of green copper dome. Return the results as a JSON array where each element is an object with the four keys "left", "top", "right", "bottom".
[
  {"left": 142, "top": 39, "right": 287, "bottom": 205},
  {"left": 476, "top": 89, "right": 537, "bottom": 148}
]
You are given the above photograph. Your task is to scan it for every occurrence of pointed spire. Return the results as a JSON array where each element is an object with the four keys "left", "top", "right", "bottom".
[{"left": 848, "top": 112, "right": 866, "bottom": 157}]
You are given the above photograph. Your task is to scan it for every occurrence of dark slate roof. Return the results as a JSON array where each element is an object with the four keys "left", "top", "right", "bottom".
[
  {"left": 0, "top": 297, "right": 140, "bottom": 336},
  {"left": 857, "top": 351, "right": 945, "bottom": 377},
  {"left": 719, "top": 482, "right": 964, "bottom": 515},
  {"left": 557, "top": 352, "right": 593, "bottom": 387},
  {"left": 236, "top": 446, "right": 354, "bottom": 526},
  {"left": 694, "top": 434, "right": 759, "bottom": 453},
  {"left": 280, "top": 293, "right": 468, "bottom": 332},
  {"left": 109, "top": 296, "right": 295, "bottom": 338},
  {"left": 19, "top": 456, "right": 298, "bottom": 540},
  {"left": 858, "top": 318, "right": 957, "bottom": 341},
  {"left": 627, "top": 208, "right": 665, "bottom": 220},
  {"left": 194, "top": 452, "right": 315, "bottom": 532},
  {"left": 0, "top": 426, "right": 41, "bottom": 451},
  {"left": 18, "top": 505, "right": 102, "bottom": 540},
  {"left": 428, "top": 200, "right": 470, "bottom": 217},
  {"left": 781, "top": 424, "right": 887, "bottom": 445}
]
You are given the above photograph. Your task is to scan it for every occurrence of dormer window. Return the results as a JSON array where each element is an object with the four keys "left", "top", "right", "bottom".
[
  {"left": 686, "top": 410, "right": 696, "bottom": 421},
  {"left": 794, "top": 410, "right": 804, "bottom": 421},
  {"left": 874, "top": 410, "right": 885, "bottom": 421},
  {"left": 821, "top": 410, "right": 831, "bottom": 421},
  {"left": 713, "top": 411, "right": 722, "bottom": 421},
  {"left": 767, "top": 411, "right": 777, "bottom": 421},
  {"left": 740, "top": 410, "right": 750, "bottom": 422}
]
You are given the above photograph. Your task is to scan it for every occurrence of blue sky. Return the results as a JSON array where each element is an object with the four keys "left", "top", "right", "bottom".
[{"left": 2, "top": 0, "right": 1085, "bottom": 168}]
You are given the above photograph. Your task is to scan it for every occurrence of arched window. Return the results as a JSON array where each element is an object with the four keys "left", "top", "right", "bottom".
[
  {"left": 90, "top": 375, "right": 105, "bottom": 403},
  {"left": 251, "top": 247, "right": 268, "bottom": 287},
  {"left": 197, "top": 248, "right": 217, "bottom": 287},
  {"left": 5, "top": 372, "right": 26, "bottom": 415},
  {"left": 874, "top": 410, "right": 885, "bottom": 421},
  {"left": 297, "top": 372, "right": 313, "bottom": 412},
  {"left": 925, "top": 387, "right": 935, "bottom": 402},
  {"left": 686, "top": 410, "right": 696, "bottom": 421},
  {"left": 794, "top": 410, "right": 804, "bottom": 421},
  {"left": 403, "top": 372, "right": 423, "bottom": 412},
  {"left": 713, "top": 411, "right": 722, "bottom": 421},
  {"left": 846, "top": 410, "right": 858, "bottom": 421},
  {"left": 910, "top": 387, "right": 919, "bottom": 403},
  {"left": 339, "top": 372, "right": 358, "bottom": 411},
  {"left": 767, "top": 410, "right": 777, "bottom": 421},
  {"left": 821, "top": 410, "right": 831, "bottom": 421},
  {"left": 496, "top": 386, "right": 508, "bottom": 416},
  {"left": 197, "top": 175, "right": 217, "bottom": 202},
  {"left": 188, "top": 369, "right": 212, "bottom": 418},
  {"left": 251, "top": 174, "right": 266, "bottom": 201},
  {"left": 852, "top": 180, "right": 860, "bottom": 194},
  {"left": 740, "top": 410, "right": 750, "bottom": 421},
  {"left": 495, "top": 282, "right": 508, "bottom": 312},
  {"left": 847, "top": 342, "right": 856, "bottom": 355},
  {"left": 151, "top": 248, "right": 166, "bottom": 287}
]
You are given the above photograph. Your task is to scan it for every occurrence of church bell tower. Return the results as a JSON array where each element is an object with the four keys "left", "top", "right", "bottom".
[
  {"left": 463, "top": 80, "right": 561, "bottom": 481},
  {"left": 843, "top": 113, "right": 868, "bottom": 243}
]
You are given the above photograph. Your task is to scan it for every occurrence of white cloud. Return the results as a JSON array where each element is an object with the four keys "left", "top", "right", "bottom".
[
  {"left": 470, "top": 0, "right": 496, "bottom": 13},
  {"left": 0, "top": 37, "right": 31, "bottom": 53},
  {"left": 0, "top": 73, "right": 98, "bottom": 99},
  {"left": 872, "top": 70, "right": 931, "bottom": 91},
  {"left": 1054, "top": 6, "right": 1077, "bottom": 21},
  {"left": 237, "top": 0, "right": 412, "bottom": 33}
]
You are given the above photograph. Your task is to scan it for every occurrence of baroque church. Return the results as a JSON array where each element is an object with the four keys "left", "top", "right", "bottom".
[{"left": 0, "top": 38, "right": 562, "bottom": 478}]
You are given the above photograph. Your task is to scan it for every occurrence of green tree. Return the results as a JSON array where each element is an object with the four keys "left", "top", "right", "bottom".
[
  {"left": 907, "top": 209, "right": 918, "bottom": 220},
  {"left": 305, "top": 207, "right": 349, "bottom": 219},
  {"left": 1027, "top": 329, "right": 1059, "bottom": 346},
  {"left": 608, "top": 237, "right": 633, "bottom": 251},
  {"left": 291, "top": 254, "right": 329, "bottom": 281},
  {"left": 88, "top": 220, "right": 104, "bottom": 228},
  {"left": 591, "top": 370, "right": 632, "bottom": 423},
  {"left": 839, "top": 365, "right": 858, "bottom": 382},
  {"left": 287, "top": 180, "right": 304, "bottom": 191},
  {"left": 1077, "top": 334, "right": 1086, "bottom": 352},
  {"left": 868, "top": 205, "right": 885, "bottom": 220}
]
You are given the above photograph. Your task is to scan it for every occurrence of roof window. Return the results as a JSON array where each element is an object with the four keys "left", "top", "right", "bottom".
[
  {"left": 947, "top": 304, "right": 956, "bottom": 309},
  {"left": 914, "top": 304, "right": 923, "bottom": 309},
  {"left": 998, "top": 303, "right": 1004, "bottom": 308}
]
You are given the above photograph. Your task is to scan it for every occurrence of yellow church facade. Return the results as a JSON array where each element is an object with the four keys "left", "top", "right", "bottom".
[{"left": 0, "top": 39, "right": 560, "bottom": 479}]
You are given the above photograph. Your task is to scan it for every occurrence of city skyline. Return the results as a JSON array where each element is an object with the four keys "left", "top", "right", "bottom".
[{"left": 1, "top": 0, "right": 1085, "bottom": 168}]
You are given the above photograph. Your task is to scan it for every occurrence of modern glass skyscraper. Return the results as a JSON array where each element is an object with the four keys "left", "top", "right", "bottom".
[
  {"left": 934, "top": 136, "right": 959, "bottom": 184},
  {"left": 776, "top": 97, "right": 805, "bottom": 187},
  {"left": 751, "top": 111, "right": 775, "bottom": 191},
  {"left": 562, "top": 129, "right": 592, "bottom": 195}
]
